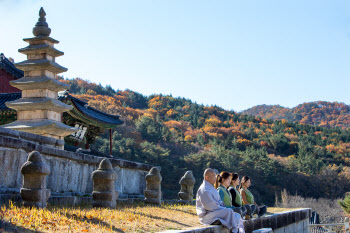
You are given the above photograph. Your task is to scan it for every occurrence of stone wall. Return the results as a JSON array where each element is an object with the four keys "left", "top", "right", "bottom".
[
  {"left": 0, "top": 127, "right": 152, "bottom": 198},
  {"left": 160, "top": 208, "right": 312, "bottom": 233}
]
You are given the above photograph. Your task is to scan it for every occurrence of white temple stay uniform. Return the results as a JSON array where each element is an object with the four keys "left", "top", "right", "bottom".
[{"left": 196, "top": 180, "right": 245, "bottom": 233}]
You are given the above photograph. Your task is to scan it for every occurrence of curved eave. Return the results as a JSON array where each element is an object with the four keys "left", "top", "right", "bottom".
[
  {"left": 68, "top": 99, "right": 123, "bottom": 129},
  {"left": 72, "top": 98, "right": 124, "bottom": 125},
  {"left": 66, "top": 108, "right": 119, "bottom": 129}
]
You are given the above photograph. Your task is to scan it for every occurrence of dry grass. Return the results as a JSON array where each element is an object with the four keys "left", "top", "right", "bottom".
[
  {"left": 275, "top": 189, "right": 345, "bottom": 223},
  {"left": 0, "top": 201, "right": 292, "bottom": 233}
]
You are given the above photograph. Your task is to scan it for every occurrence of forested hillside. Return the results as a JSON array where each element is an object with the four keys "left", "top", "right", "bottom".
[
  {"left": 242, "top": 102, "right": 350, "bottom": 130},
  {"left": 60, "top": 77, "right": 350, "bottom": 205}
]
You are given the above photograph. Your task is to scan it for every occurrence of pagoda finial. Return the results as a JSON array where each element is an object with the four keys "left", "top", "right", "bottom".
[{"left": 33, "top": 7, "right": 51, "bottom": 37}]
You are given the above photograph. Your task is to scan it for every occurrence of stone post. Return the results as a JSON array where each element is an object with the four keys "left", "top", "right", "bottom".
[
  {"left": 20, "top": 151, "right": 50, "bottom": 208},
  {"left": 144, "top": 167, "right": 162, "bottom": 205},
  {"left": 92, "top": 159, "right": 118, "bottom": 208},
  {"left": 345, "top": 217, "right": 349, "bottom": 233},
  {"left": 178, "top": 171, "right": 196, "bottom": 204}
]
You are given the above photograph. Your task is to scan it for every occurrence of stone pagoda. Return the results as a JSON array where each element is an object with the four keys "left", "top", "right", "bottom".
[{"left": 3, "top": 7, "right": 77, "bottom": 143}]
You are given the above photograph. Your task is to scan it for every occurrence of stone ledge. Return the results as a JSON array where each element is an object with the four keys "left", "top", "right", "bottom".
[
  {"left": 252, "top": 229, "right": 273, "bottom": 233},
  {"left": 243, "top": 208, "right": 311, "bottom": 232},
  {"left": 159, "top": 208, "right": 311, "bottom": 233},
  {"left": 0, "top": 127, "right": 152, "bottom": 171}
]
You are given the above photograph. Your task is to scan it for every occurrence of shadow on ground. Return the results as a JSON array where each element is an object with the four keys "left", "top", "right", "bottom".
[
  {"left": 61, "top": 212, "right": 125, "bottom": 233},
  {"left": 0, "top": 220, "right": 41, "bottom": 233}
]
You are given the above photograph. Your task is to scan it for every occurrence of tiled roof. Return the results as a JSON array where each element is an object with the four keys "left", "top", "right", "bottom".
[
  {"left": 0, "top": 92, "right": 21, "bottom": 111},
  {"left": 60, "top": 94, "right": 123, "bottom": 126},
  {"left": 0, "top": 53, "right": 24, "bottom": 78}
]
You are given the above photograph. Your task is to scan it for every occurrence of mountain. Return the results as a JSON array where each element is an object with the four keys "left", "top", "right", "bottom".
[
  {"left": 59, "top": 77, "right": 350, "bottom": 205},
  {"left": 242, "top": 102, "right": 350, "bottom": 129}
]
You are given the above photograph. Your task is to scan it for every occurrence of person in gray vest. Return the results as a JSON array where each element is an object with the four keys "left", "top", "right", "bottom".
[
  {"left": 228, "top": 173, "right": 254, "bottom": 220},
  {"left": 240, "top": 176, "right": 267, "bottom": 218}
]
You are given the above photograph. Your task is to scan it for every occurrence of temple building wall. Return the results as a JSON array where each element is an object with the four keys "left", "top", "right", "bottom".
[
  {"left": 0, "top": 69, "right": 21, "bottom": 94},
  {"left": 0, "top": 127, "right": 151, "bottom": 198}
]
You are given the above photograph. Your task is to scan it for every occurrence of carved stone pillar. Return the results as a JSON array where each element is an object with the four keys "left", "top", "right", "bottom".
[
  {"left": 178, "top": 170, "right": 195, "bottom": 204},
  {"left": 144, "top": 167, "right": 162, "bottom": 205},
  {"left": 20, "top": 151, "right": 50, "bottom": 208},
  {"left": 92, "top": 159, "right": 118, "bottom": 208}
]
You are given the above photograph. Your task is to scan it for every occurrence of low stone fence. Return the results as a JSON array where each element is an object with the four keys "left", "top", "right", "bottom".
[
  {"left": 0, "top": 127, "right": 152, "bottom": 199},
  {"left": 160, "top": 208, "right": 311, "bottom": 233}
]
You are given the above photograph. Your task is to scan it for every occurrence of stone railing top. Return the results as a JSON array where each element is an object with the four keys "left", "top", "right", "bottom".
[{"left": 0, "top": 127, "right": 153, "bottom": 171}]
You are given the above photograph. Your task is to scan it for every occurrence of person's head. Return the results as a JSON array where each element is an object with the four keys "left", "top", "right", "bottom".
[
  {"left": 239, "top": 176, "right": 251, "bottom": 190},
  {"left": 214, "top": 171, "right": 232, "bottom": 189},
  {"left": 230, "top": 173, "right": 240, "bottom": 187},
  {"left": 204, "top": 168, "right": 216, "bottom": 185}
]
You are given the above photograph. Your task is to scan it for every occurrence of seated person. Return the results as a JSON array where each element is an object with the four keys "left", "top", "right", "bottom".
[
  {"left": 227, "top": 173, "right": 253, "bottom": 220},
  {"left": 214, "top": 171, "right": 246, "bottom": 218},
  {"left": 196, "top": 168, "right": 245, "bottom": 233},
  {"left": 239, "top": 176, "right": 267, "bottom": 218}
]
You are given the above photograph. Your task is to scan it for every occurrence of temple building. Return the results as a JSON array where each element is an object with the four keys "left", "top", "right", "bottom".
[{"left": 0, "top": 8, "right": 123, "bottom": 151}]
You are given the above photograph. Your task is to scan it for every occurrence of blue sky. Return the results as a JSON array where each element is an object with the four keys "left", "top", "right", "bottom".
[{"left": 1, "top": 0, "right": 350, "bottom": 112}]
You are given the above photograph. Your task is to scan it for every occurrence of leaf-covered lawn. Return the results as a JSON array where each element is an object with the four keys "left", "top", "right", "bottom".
[
  {"left": 0, "top": 202, "right": 293, "bottom": 233},
  {"left": 0, "top": 201, "right": 200, "bottom": 233}
]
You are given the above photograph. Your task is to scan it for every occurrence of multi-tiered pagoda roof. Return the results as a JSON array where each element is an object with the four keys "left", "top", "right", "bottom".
[{"left": 0, "top": 8, "right": 124, "bottom": 149}]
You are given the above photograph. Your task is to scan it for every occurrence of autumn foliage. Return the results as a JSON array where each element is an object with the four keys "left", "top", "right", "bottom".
[
  {"left": 60, "top": 77, "right": 350, "bottom": 204},
  {"left": 242, "top": 102, "right": 350, "bottom": 130}
]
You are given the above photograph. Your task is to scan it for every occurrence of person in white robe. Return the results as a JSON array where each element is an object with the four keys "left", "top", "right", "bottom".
[{"left": 196, "top": 168, "right": 245, "bottom": 233}]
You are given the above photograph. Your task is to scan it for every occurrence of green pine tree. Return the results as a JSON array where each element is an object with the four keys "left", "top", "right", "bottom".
[{"left": 338, "top": 193, "right": 350, "bottom": 215}]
